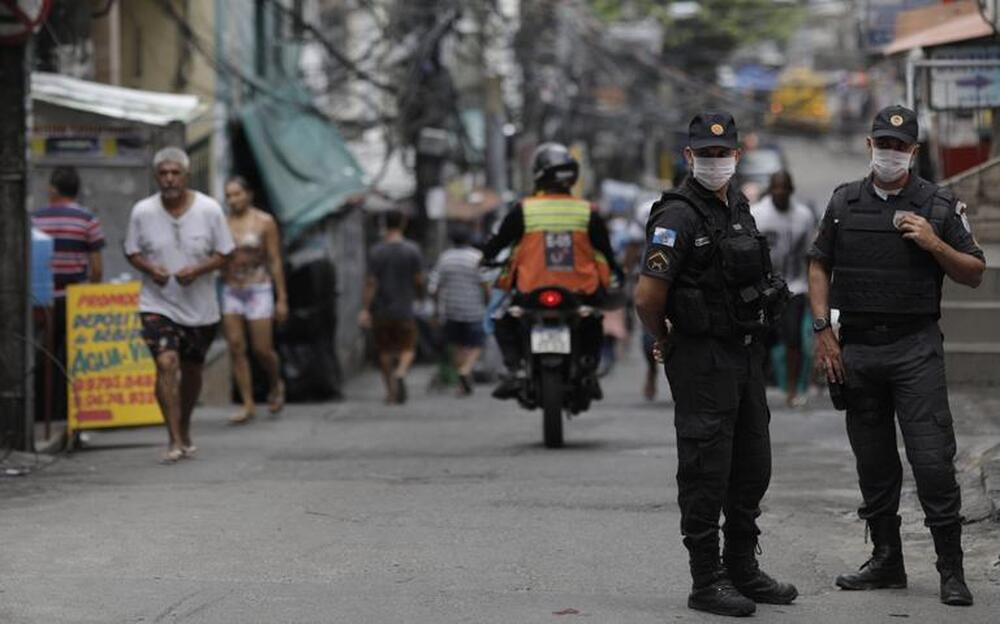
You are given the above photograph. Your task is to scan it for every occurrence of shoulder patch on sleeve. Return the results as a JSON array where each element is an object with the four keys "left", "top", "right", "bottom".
[
  {"left": 646, "top": 249, "right": 670, "bottom": 273},
  {"left": 956, "top": 201, "right": 972, "bottom": 233},
  {"left": 651, "top": 227, "right": 677, "bottom": 247}
]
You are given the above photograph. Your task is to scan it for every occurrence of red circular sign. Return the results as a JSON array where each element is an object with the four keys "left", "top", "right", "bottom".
[{"left": 0, "top": 0, "right": 52, "bottom": 45}]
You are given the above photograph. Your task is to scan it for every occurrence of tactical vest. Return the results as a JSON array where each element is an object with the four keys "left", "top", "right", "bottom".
[
  {"left": 829, "top": 178, "right": 950, "bottom": 317},
  {"left": 660, "top": 184, "right": 788, "bottom": 338},
  {"left": 497, "top": 195, "right": 610, "bottom": 294}
]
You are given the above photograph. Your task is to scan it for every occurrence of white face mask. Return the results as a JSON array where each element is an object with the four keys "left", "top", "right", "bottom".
[
  {"left": 871, "top": 148, "right": 913, "bottom": 183},
  {"left": 692, "top": 156, "right": 737, "bottom": 191}
]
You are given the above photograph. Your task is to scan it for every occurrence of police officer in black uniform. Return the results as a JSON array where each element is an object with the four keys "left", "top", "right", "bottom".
[
  {"left": 635, "top": 112, "right": 797, "bottom": 617},
  {"left": 808, "top": 105, "right": 985, "bottom": 607}
]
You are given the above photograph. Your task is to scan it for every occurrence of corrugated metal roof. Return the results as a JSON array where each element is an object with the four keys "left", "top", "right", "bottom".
[
  {"left": 884, "top": 11, "right": 993, "bottom": 55},
  {"left": 31, "top": 72, "right": 205, "bottom": 126}
]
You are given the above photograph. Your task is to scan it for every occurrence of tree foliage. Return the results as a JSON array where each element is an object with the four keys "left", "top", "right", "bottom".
[{"left": 589, "top": 0, "right": 804, "bottom": 69}]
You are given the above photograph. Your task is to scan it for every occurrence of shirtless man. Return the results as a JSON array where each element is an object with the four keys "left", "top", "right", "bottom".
[{"left": 221, "top": 176, "right": 288, "bottom": 424}]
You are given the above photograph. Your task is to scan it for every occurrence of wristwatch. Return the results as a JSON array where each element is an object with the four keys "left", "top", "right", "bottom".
[{"left": 812, "top": 317, "right": 831, "bottom": 333}]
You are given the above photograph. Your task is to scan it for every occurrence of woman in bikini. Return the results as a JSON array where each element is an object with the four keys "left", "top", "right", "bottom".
[{"left": 221, "top": 177, "right": 288, "bottom": 423}]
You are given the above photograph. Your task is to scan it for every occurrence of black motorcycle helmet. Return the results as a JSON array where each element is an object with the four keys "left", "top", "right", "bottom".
[{"left": 532, "top": 142, "right": 579, "bottom": 193}]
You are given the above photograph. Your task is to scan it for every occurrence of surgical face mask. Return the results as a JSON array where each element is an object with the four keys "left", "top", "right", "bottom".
[
  {"left": 871, "top": 148, "right": 913, "bottom": 183},
  {"left": 692, "top": 156, "right": 737, "bottom": 191}
]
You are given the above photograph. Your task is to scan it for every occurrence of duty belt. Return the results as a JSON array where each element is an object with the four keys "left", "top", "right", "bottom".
[{"left": 840, "top": 318, "right": 933, "bottom": 346}]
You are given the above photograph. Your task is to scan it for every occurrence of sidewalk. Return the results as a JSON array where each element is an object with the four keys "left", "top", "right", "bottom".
[{"left": 951, "top": 388, "right": 1000, "bottom": 523}]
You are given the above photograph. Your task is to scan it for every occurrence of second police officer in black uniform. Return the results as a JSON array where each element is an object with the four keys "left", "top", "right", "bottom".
[
  {"left": 635, "top": 112, "right": 797, "bottom": 618},
  {"left": 808, "top": 105, "right": 985, "bottom": 606}
]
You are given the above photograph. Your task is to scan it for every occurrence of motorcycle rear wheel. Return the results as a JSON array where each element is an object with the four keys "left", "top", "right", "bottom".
[{"left": 540, "top": 368, "right": 565, "bottom": 448}]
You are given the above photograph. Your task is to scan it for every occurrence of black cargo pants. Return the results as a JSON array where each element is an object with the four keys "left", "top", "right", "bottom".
[
  {"left": 841, "top": 322, "right": 961, "bottom": 527},
  {"left": 664, "top": 334, "right": 772, "bottom": 547}
]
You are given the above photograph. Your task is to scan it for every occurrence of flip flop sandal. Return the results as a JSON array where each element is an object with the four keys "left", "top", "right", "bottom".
[
  {"left": 229, "top": 411, "right": 254, "bottom": 425},
  {"left": 181, "top": 445, "right": 198, "bottom": 458},
  {"left": 161, "top": 448, "right": 184, "bottom": 464}
]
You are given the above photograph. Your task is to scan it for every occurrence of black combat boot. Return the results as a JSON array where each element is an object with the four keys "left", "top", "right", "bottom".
[
  {"left": 685, "top": 537, "right": 756, "bottom": 617},
  {"left": 931, "top": 523, "right": 974, "bottom": 606},
  {"left": 723, "top": 537, "right": 798, "bottom": 604},
  {"left": 835, "top": 516, "right": 907, "bottom": 590}
]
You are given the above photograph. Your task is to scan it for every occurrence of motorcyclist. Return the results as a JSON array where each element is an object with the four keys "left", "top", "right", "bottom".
[{"left": 480, "top": 142, "right": 624, "bottom": 400}]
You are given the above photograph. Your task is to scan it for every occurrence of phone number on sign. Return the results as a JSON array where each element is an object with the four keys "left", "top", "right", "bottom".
[
  {"left": 72, "top": 373, "right": 155, "bottom": 393},
  {"left": 75, "top": 391, "right": 156, "bottom": 408}
]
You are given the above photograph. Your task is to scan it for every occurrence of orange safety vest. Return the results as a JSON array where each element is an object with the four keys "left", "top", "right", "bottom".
[{"left": 497, "top": 195, "right": 611, "bottom": 295}]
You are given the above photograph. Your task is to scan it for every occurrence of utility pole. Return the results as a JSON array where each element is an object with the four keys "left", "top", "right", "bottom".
[
  {"left": 212, "top": 0, "right": 231, "bottom": 201},
  {"left": 477, "top": 4, "right": 508, "bottom": 194},
  {"left": 0, "top": 41, "right": 34, "bottom": 452}
]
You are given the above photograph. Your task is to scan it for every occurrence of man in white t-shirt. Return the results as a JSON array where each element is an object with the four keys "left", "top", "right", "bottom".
[
  {"left": 125, "top": 147, "right": 235, "bottom": 463},
  {"left": 751, "top": 171, "right": 816, "bottom": 407}
]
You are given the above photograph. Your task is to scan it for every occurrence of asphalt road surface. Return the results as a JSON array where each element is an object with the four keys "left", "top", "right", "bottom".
[{"left": 2, "top": 342, "right": 998, "bottom": 623}]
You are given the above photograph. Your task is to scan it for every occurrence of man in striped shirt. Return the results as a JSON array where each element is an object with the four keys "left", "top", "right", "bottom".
[
  {"left": 32, "top": 166, "right": 105, "bottom": 420},
  {"left": 429, "top": 224, "right": 489, "bottom": 396}
]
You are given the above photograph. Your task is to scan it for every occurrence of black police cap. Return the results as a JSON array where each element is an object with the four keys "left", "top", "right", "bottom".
[
  {"left": 872, "top": 105, "right": 918, "bottom": 144},
  {"left": 689, "top": 111, "right": 738, "bottom": 150}
]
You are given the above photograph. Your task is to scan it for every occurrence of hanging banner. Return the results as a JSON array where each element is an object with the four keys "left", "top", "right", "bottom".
[{"left": 66, "top": 282, "right": 162, "bottom": 435}]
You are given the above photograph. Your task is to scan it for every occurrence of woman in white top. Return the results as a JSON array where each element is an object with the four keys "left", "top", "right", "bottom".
[{"left": 221, "top": 177, "right": 288, "bottom": 423}]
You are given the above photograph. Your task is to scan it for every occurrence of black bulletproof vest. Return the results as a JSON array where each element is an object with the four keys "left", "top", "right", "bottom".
[
  {"left": 660, "top": 183, "right": 771, "bottom": 338},
  {"left": 830, "top": 177, "right": 951, "bottom": 317}
]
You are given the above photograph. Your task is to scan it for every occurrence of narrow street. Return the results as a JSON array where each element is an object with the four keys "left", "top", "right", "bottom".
[
  {"left": 5, "top": 2, "right": 1000, "bottom": 622},
  {"left": 2, "top": 345, "right": 998, "bottom": 623}
]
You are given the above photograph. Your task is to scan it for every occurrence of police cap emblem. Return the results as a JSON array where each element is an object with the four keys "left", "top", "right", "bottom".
[
  {"left": 710, "top": 123, "right": 725, "bottom": 136},
  {"left": 890, "top": 114, "right": 904, "bottom": 127}
]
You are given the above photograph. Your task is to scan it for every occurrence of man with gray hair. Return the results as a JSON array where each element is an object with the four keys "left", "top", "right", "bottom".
[{"left": 125, "top": 147, "right": 235, "bottom": 463}]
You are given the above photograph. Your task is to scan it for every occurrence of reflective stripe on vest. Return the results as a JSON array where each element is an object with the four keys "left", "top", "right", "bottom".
[{"left": 523, "top": 198, "right": 592, "bottom": 232}]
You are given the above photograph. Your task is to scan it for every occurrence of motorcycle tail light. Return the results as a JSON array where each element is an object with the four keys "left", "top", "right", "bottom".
[{"left": 538, "top": 290, "right": 563, "bottom": 308}]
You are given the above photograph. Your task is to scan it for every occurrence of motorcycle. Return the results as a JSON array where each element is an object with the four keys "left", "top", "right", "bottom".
[{"left": 506, "top": 286, "right": 603, "bottom": 448}]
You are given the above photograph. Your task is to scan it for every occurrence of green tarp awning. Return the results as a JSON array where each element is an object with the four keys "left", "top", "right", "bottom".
[{"left": 239, "top": 90, "right": 366, "bottom": 243}]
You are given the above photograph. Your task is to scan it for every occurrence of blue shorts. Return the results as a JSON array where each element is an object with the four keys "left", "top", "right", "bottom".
[{"left": 444, "top": 320, "right": 485, "bottom": 348}]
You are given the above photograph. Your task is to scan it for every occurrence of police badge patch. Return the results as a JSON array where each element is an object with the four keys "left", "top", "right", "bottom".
[{"left": 646, "top": 250, "right": 670, "bottom": 273}]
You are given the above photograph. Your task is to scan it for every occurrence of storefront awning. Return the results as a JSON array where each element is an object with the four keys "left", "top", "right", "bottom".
[
  {"left": 239, "top": 91, "right": 366, "bottom": 243},
  {"left": 31, "top": 72, "right": 205, "bottom": 126},
  {"left": 884, "top": 3, "right": 993, "bottom": 55}
]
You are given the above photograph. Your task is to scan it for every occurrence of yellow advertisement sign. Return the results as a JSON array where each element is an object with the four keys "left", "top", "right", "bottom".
[{"left": 66, "top": 282, "right": 162, "bottom": 434}]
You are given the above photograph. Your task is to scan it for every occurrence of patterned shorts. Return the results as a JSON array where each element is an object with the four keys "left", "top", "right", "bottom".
[{"left": 140, "top": 313, "right": 218, "bottom": 364}]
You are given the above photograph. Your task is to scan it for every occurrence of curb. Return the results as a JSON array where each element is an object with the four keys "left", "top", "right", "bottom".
[{"left": 34, "top": 426, "right": 69, "bottom": 455}]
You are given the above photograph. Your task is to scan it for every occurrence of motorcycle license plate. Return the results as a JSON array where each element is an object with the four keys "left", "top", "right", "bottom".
[{"left": 531, "top": 326, "right": 571, "bottom": 354}]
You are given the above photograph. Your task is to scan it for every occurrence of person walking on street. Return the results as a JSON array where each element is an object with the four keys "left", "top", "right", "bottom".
[
  {"left": 808, "top": 105, "right": 985, "bottom": 606},
  {"left": 751, "top": 171, "right": 816, "bottom": 406},
  {"left": 635, "top": 112, "right": 797, "bottom": 617},
  {"left": 32, "top": 166, "right": 105, "bottom": 421},
  {"left": 358, "top": 209, "right": 425, "bottom": 405},
  {"left": 220, "top": 176, "right": 288, "bottom": 424},
  {"left": 125, "top": 147, "right": 235, "bottom": 463},
  {"left": 429, "top": 224, "right": 489, "bottom": 397}
]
